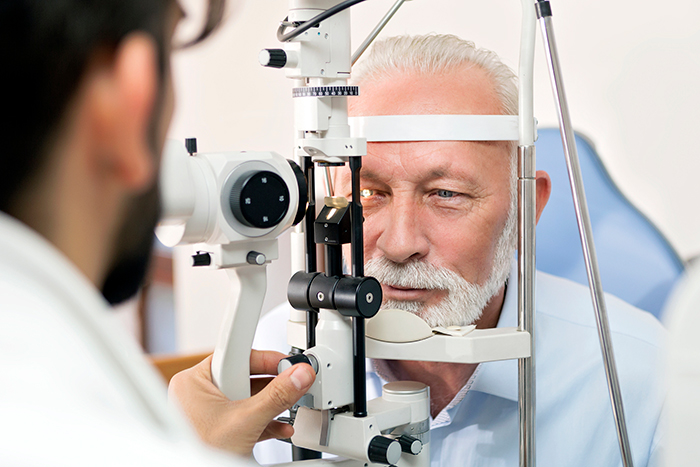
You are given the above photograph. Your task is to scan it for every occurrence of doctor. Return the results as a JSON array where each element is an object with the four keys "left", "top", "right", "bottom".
[{"left": 0, "top": 0, "right": 315, "bottom": 464}]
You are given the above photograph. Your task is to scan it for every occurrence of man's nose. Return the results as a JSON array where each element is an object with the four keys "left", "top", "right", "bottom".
[{"left": 374, "top": 199, "right": 430, "bottom": 264}]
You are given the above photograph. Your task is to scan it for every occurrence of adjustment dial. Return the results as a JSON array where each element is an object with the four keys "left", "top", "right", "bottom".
[{"left": 230, "top": 171, "right": 290, "bottom": 229}]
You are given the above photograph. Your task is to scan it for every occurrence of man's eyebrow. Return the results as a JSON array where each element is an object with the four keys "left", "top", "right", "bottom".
[
  {"left": 360, "top": 167, "right": 480, "bottom": 188},
  {"left": 358, "top": 169, "right": 385, "bottom": 183}
]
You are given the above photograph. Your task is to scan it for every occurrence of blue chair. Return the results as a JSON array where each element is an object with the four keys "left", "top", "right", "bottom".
[{"left": 534, "top": 128, "right": 684, "bottom": 319}]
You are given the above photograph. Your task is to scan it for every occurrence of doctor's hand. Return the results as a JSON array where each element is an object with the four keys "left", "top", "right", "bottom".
[{"left": 168, "top": 350, "right": 315, "bottom": 457}]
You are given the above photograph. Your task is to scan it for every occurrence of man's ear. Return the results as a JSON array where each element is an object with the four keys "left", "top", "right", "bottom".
[
  {"left": 87, "top": 33, "right": 159, "bottom": 192},
  {"left": 535, "top": 170, "right": 551, "bottom": 223}
]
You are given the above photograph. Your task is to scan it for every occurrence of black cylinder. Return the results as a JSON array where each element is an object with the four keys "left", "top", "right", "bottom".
[
  {"left": 287, "top": 271, "right": 320, "bottom": 311},
  {"left": 260, "top": 48, "right": 287, "bottom": 68},
  {"left": 368, "top": 436, "right": 401, "bottom": 466},
  {"left": 185, "top": 137, "right": 197, "bottom": 155},
  {"left": 308, "top": 274, "right": 340, "bottom": 310},
  {"left": 334, "top": 276, "right": 382, "bottom": 318},
  {"left": 398, "top": 435, "right": 422, "bottom": 455},
  {"left": 277, "top": 353, "right": 317, "bottom": 374}
]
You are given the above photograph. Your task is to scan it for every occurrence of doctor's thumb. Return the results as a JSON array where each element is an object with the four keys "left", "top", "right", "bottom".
[{"left": 255, "top": 363, "right": 315, "bottom": 418}]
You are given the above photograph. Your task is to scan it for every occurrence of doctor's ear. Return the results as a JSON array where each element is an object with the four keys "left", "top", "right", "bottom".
[
  {"left": 535, "top": 170, "right": 552, "bottom": 223},
  {"left": 85, "top": 33, "right": 159, "bottom": 192}
]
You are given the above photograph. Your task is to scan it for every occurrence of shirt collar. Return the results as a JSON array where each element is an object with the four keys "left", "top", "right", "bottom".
[{"left": 469, "top": 259, "right": 520, "bottom": 402}]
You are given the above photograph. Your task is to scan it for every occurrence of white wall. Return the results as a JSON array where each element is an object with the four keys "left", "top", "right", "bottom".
[{"left": 167, "top": 0, "right": 700, "bottom": 352}]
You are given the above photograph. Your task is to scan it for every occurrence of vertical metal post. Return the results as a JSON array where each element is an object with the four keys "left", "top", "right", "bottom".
[
  {"left": 518, "top": 145, "right": 537, "bottom": 467},
  {"left": 303, "top": 157, "right": 319, "bottom": 349},
  {"left": 535, "top": 2, "right": 634, "bottom": 466},
  {"left": 349, "top": 156, "right": 367, "bottom": 418},
  {"left": 518, "top": 0, "right": 537, "bottom": 465}
]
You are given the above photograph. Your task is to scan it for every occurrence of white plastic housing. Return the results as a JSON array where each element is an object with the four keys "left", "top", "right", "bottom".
[
  {"left": 291, "top": 382, "right": 430, "bottom": 466},
  {"left": 156, "top": 139, "right": 301, "bottom": 267},
  {"left": 303, "top": 309, "right": 355, "bottom": 410}
]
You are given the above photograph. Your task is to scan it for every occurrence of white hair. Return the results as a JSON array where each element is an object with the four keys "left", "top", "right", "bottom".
[{"left": 351, "top": 34, "right": 518, "bottom": 116}]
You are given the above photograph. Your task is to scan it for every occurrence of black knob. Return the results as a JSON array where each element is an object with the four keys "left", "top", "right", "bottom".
[
  {"left": 334, "top": 276, "right": 382, "bottom": 318},
  {"left": 230, "top": 170, "right": 290, "bottom": 229},
  {"left": 191, "top": 251, "right": 211, "bottom": 267},
  {"left": 368, "top": 436, "right": 401, "bottom": 466},
  {"left": 185, "top": 137, "right": 197, "bottom": 155},
  {"left": 259, "top": 49, "right": 287, "bottom": 68},
  {"left": 287, "top": 271, "right": 321, "bottom": 311},
  {"left": 398, "top": 435, "right": 422, "bottom": 455},
  {"left": 246, "top": 251, "right": 266, "bottom": 265},
  {"left": 278, "top": 353, "right": 318, "bottom": 374}
]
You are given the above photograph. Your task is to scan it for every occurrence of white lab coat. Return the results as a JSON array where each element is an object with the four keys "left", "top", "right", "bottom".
[{"left": 0, "top": 212, "right": 243, "bottom": 466}]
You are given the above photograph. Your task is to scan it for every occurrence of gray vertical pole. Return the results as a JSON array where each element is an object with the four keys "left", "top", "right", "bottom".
[
  {"left": 535, "top": 2, "right": 634, "bottom": 466},
  {"left": 517, "top": 0, "right": 537, "bottom": 465},
  {"left": 518, "top": 145, "right": 537, "bottom": 467}
]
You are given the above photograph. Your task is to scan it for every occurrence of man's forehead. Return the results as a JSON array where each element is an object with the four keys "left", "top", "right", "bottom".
[{"left": 349, "top": 65, "right": 503, "bottom": 117}]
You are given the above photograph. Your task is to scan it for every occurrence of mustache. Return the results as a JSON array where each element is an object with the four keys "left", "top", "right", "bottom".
[{"left": 365, "top": 256, "right": 468, "bottom": 291}]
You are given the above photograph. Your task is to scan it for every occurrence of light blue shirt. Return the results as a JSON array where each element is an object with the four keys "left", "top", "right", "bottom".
[{"left": 254, "top": 261, "right": 666, "bottom": 466}]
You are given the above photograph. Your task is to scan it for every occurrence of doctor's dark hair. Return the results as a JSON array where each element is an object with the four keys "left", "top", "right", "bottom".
[{"left": 0, "top": 0, "right": 225, "bottom": 215}]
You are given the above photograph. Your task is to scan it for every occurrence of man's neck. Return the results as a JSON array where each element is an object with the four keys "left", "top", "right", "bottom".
[{"left": 386, "top": 284, "right": 506, "bottom": 419}]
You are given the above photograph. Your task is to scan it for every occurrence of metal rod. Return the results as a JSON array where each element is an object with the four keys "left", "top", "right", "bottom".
[
  {"left": 351, "top": 317, "right": 367, "bottom": 417},
  {"left": 349, "top": 157, "right": 364, "bottom": 278},
  {"left": 517, "top": 1, "right": 537, "bottom": 465},
  {"left": 349, "top": 156, "right": 367, "bottom": 417},
  {"left": 537, "top": 10, "right": 634, "bottom": 467},
  {"left": 323, "top": 166, "right": 334, "bottom": 197},
  {"left": 351, "top": 0, "right": 406, "bottom": 65},
  {"left": 518, "top": 145, "right": 537, "bottom": 467},
  {"left": 303, "top": 157, "right": 319, "bottom": 350},
  {"left": 325, "top": 244, "right": 344, "bottom": 277},
  {"left": 304, "top": 157, "right": 317, "bottom": 274}
]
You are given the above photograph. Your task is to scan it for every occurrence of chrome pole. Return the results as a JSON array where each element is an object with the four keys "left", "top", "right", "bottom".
[
  {"left": 535, "top": 2, "right": 634, "bottom": 466},
  {"left": 517, "top": 0, "right": 537, "bottom": 464},
  {"left": 518, "top": 144, "right": 537, "bottom": 467},
  {"left": 351, "top": 0, "right": 407, "bottom": 65}
]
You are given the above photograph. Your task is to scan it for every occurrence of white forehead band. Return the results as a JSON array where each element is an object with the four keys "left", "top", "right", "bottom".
[{"left": 349, "top": 115, "right": 537, "bottom": 142}]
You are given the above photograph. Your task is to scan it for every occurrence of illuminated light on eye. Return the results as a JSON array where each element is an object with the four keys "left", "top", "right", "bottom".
[{"left": 360, "top": 189, "right": 374, "bottom": 198}]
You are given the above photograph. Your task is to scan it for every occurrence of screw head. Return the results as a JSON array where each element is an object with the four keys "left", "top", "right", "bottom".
[{"left": 317, "top": 291, "right": 325, "bottom": 302}]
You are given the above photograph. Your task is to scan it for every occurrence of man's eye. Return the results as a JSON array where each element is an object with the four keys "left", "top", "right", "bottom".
[
  {"left": 436, "top": 189, "right": 458, "bottom": 198},
  {"left": 360, "top": 189, "right": 374, "bottom": 198}
]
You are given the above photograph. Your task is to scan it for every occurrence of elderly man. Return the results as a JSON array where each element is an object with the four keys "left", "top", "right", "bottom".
[
  {"left": 254, "top": 34, "right": 665, "bottom": 466},
  {"left": 0, "top": 1, "right": 315, "bottom": 464}
]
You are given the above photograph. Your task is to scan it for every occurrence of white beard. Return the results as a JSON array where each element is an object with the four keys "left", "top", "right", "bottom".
[{"left": 364, "top": 200, "right": 517, "bottom": 328}]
